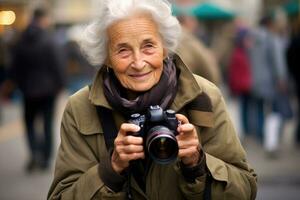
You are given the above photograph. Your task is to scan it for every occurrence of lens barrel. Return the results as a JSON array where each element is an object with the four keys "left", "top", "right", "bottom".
[{"left": 146, "top": 126, "right": 178, "bottom": 164}]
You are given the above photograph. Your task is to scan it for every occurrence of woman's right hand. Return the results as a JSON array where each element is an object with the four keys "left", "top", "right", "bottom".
[{"left": 111, "top": 123, "right": 145, "bottom": 174}]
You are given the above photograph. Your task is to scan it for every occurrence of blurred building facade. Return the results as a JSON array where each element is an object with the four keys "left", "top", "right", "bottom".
[
  {"left": 194, "top": 0, "right": 295, "bottom": 27},
  {"left": 0, "top": 0, "right": 98, "bottom": 30},
  {"left": 1, "top": 0, "right": 297, "bottom": 85},
  {"left": 2, "top": 0, "right": 294, "bottom": 31}
]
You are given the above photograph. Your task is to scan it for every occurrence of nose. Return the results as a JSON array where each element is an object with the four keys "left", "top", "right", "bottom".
[{"left": 131, "top": 51, "right": 145, "bottom": 69}]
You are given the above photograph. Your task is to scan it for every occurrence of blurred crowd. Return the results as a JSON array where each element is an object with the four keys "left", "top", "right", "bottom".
[
  {"left": 231, "top": 11, "right": 299, "bottom": 155},
  {"left": 228, "top": 11, "right": 298, "bottom": 157},
  {"left": 174, "top": 0, "right": 300, "bottom": 160},
  {"left": 0, "top": 0, "right": 299, "bottom": 173}
]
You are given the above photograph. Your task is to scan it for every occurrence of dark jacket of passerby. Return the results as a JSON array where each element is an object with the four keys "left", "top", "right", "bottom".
[
  {"left": 10, "top": 23, "right": 64, "bottom": 98},
  {"left": 287, "top": 32, "right": 300, "bottom": 142},
  {"left": 287, "top": 33, "right": 300, "bottom": 85}
]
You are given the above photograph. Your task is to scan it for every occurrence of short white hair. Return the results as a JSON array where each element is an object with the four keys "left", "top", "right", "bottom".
[{"left": 80, "top": 0, "right": 181, "bottom": 67}]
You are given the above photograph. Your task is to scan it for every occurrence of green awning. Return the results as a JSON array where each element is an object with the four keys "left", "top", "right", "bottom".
[
  {"left": 191, "top": 3, "right": 235, "bottom": 20},
  {"left": 284, "top": 0, "right": 300, "bottom": 16}
]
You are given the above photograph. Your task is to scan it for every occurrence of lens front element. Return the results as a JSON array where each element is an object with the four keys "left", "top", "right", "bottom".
[{"left": 146, "top": 126, "right": 178, "bottom": 164}]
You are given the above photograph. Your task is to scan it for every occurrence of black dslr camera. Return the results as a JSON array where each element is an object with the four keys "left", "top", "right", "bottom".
[{"left": 129, "top": 105, "right": 179, "bottom": 164}]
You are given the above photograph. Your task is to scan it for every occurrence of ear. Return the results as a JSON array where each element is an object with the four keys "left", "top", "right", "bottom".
[
  {"left": 104, "top": 43, "right": 113, "bottom": 67},
  {"left": 163, "top": 48, "right": 168, "bottom": 59},
  {"left": 104, "top": 56, "right": 112, "bottom": 68}
]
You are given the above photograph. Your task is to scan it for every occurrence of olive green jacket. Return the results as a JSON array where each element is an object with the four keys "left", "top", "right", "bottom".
[{"left": 48, "top": 55, "right": 257, "bottom": 200}]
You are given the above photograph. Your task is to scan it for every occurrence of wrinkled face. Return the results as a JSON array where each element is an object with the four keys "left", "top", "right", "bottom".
[{"left": 106, "top": 14, "right": 166, "bottom": 92}]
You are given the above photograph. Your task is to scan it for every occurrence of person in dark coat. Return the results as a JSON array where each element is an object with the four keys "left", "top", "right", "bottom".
[
  {"left": 9, "top": 8, "right": 65, "bottom": 172},
  {"left": 286, "top": 18, "right": 300, "bottom": 145}
]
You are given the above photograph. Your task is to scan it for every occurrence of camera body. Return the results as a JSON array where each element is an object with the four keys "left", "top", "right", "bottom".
[{"left": 129, "top": 105, "right": 179, "bottom": 164}]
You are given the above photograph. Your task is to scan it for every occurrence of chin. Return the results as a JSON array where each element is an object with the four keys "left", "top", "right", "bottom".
[{"left": 129, "top": 83, "right": 156, "bottom": 92}]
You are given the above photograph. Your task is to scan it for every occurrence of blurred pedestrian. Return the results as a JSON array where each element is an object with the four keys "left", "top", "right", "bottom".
[
  {"left": 9, "top": 8, "right": 65, "bottom": 172},
  {"left": 175, "top": 0, "right": 221, "bottom": 85},
  {"left": 0, "top": 37, "right": 5, "bottom": 123},
  {"left": 228, "top": 27, "right": 252, "bottom": 138},
  {"left": 176, "top": 14, "right": 221, "bottom": 85},
  {"left": 249, "top": 14, "right": 290, "bottom": 157},
  {"left": 0, "top": 37, "right": 5, "bottom": 87},
  {"left": 286, "top": 17, "right": 300, "bottom": 146}
]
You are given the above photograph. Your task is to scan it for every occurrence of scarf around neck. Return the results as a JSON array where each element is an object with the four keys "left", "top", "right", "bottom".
[{"left": 103, "top": 57, "right": 178, "bottom": 117}]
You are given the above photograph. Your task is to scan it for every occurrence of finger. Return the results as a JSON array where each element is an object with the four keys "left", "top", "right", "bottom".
[
  {"left": 178, "top": 147, "right": 199, "bottom": 158},
  {"left": 114, "top": 134, "right": 143, "bottom": 148},
  {"left": 119, "top": 152, "right": 145, "bottom": 162},
  {"left": 177, "top": 139, "right": 199, "bottom": 149},
  {"left": 114, "top": 136, "right": 143, "bottom": 149},
  {"left": 116, "top": 144, "right": 144, "bottom": 154},
  {"left": 122, "top": 135, "right": 143, "bottom": 145},
  {"left": 175, "top": 114, "right": 189, "bottom": 124},
  {"left": 177, "top": 123, "right": 195, "bottom": 133},
  {"left": 119, "top": 123, "right": 141, "bottom": 136}
]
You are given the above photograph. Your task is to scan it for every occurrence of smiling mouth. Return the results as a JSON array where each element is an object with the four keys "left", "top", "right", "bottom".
[{"left": 129, "top": 71, "right": 152, "bottom": 79}]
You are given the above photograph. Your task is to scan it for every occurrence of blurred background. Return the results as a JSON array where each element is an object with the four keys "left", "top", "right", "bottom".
[{"left": 0, "top": 0, "right": 299, "bottom": 199}]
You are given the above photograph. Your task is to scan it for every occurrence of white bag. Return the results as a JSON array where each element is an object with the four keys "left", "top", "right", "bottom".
[{"left": 264, "top": 112, "right": 281, "bottom": 152}]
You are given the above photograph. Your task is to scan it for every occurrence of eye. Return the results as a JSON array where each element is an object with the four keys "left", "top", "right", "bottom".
[
  {"left": 142, "top": 43, "right": 156, "bottom": 54},
  {"left": 118, "top": 48, "right": 128, "bottom": 53},
  {"left": 117, "top": 48, "right": 131, "bottom": 57},
  {"left": 143, "top": 43, "right": 154, "bottom": 49}
]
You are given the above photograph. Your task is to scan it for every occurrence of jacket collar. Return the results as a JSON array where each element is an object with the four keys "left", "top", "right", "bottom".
[
  {"left": 89, "top": 54, "right": 203, "bottom": 112},
  {"left": 170, "top": 54, "right": 203, "bottom": 112},
  {"left": 89, "top": 66, "right": 112, "bottom": 108}
]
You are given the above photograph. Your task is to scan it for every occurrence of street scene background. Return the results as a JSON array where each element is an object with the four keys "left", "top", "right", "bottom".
[{"left": 1, "top": 0, "right": 300, "bottom": 199}]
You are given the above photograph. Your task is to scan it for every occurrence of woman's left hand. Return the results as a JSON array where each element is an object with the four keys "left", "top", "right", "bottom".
[{"left": 176, "top": 114, "right": 201, "bottom": 167}]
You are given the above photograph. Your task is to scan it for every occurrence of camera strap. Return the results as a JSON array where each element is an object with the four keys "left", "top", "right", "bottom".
[
  {"left": 95, "top": 105, "right": 118, "bottom": 151},
  {"left": 204, "top": 174, "right": 212, "bottom": 200},
  {"left": 88, "top": 84, "right": 118, "bottom": 151},
  {"left": 95, "top": 104, "right": 135, "bottom": 199}
]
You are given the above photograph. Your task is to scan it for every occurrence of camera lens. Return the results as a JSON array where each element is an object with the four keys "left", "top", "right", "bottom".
[{"left": 146, "top": 126, "right": 178, "bottom": 164}]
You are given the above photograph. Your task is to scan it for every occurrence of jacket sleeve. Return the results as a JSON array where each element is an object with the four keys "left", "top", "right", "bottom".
[
  {"left": 177, "top": 82, "right": 257, "bottom": 200},
  {"left": 47, "top": 100, "right": 127, "bottom": 200},
  {"left": 205, "top": 91, "right": 257, "bottom": 200}
]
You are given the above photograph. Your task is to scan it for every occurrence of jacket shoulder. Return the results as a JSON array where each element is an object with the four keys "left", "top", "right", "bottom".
[
  {"left": 192, "top": 74, "right": 223, "bottom": 106},
  {"left": 184, "top": 75, "right": 224, "bottom": 128},
  {"left": 69, "top": 86, "right": 90, "bottom": 106},
  {"left": 66, "top": 86, "right": 102, "bottom": 134}
]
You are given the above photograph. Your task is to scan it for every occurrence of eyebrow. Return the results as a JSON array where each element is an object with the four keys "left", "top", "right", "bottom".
[
  {"left": 115, "top": 43, "right": 129, "bottom": 49},
  {"left": 113, "top": 38, "right": 156, "bottom": 50},
  {"left": 142, "top": 38, "right": 155, "bottom": 44}
]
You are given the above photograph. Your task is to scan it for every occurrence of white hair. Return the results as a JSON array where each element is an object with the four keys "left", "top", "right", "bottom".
[{"left": 80, "top": 0, "right": 181, "bottom": 67}]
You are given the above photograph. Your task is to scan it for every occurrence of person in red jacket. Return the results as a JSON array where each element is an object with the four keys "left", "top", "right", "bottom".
[{"left": 228, "top": 27, "right": 252, "bottom": 138}]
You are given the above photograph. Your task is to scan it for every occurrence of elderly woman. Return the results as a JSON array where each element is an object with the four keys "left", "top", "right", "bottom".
[{"left": 48, "top": 0, "right": 257, "bottom": 199}]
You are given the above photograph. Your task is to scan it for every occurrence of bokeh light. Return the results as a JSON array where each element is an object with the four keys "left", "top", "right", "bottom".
[{"left": 0, "top": 11, "right": 16, "bottom": 26}]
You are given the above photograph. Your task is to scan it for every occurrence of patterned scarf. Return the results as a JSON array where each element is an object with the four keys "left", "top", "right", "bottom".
[{"left": 103, "top": 57, "right": 178, "bottom": 117}]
